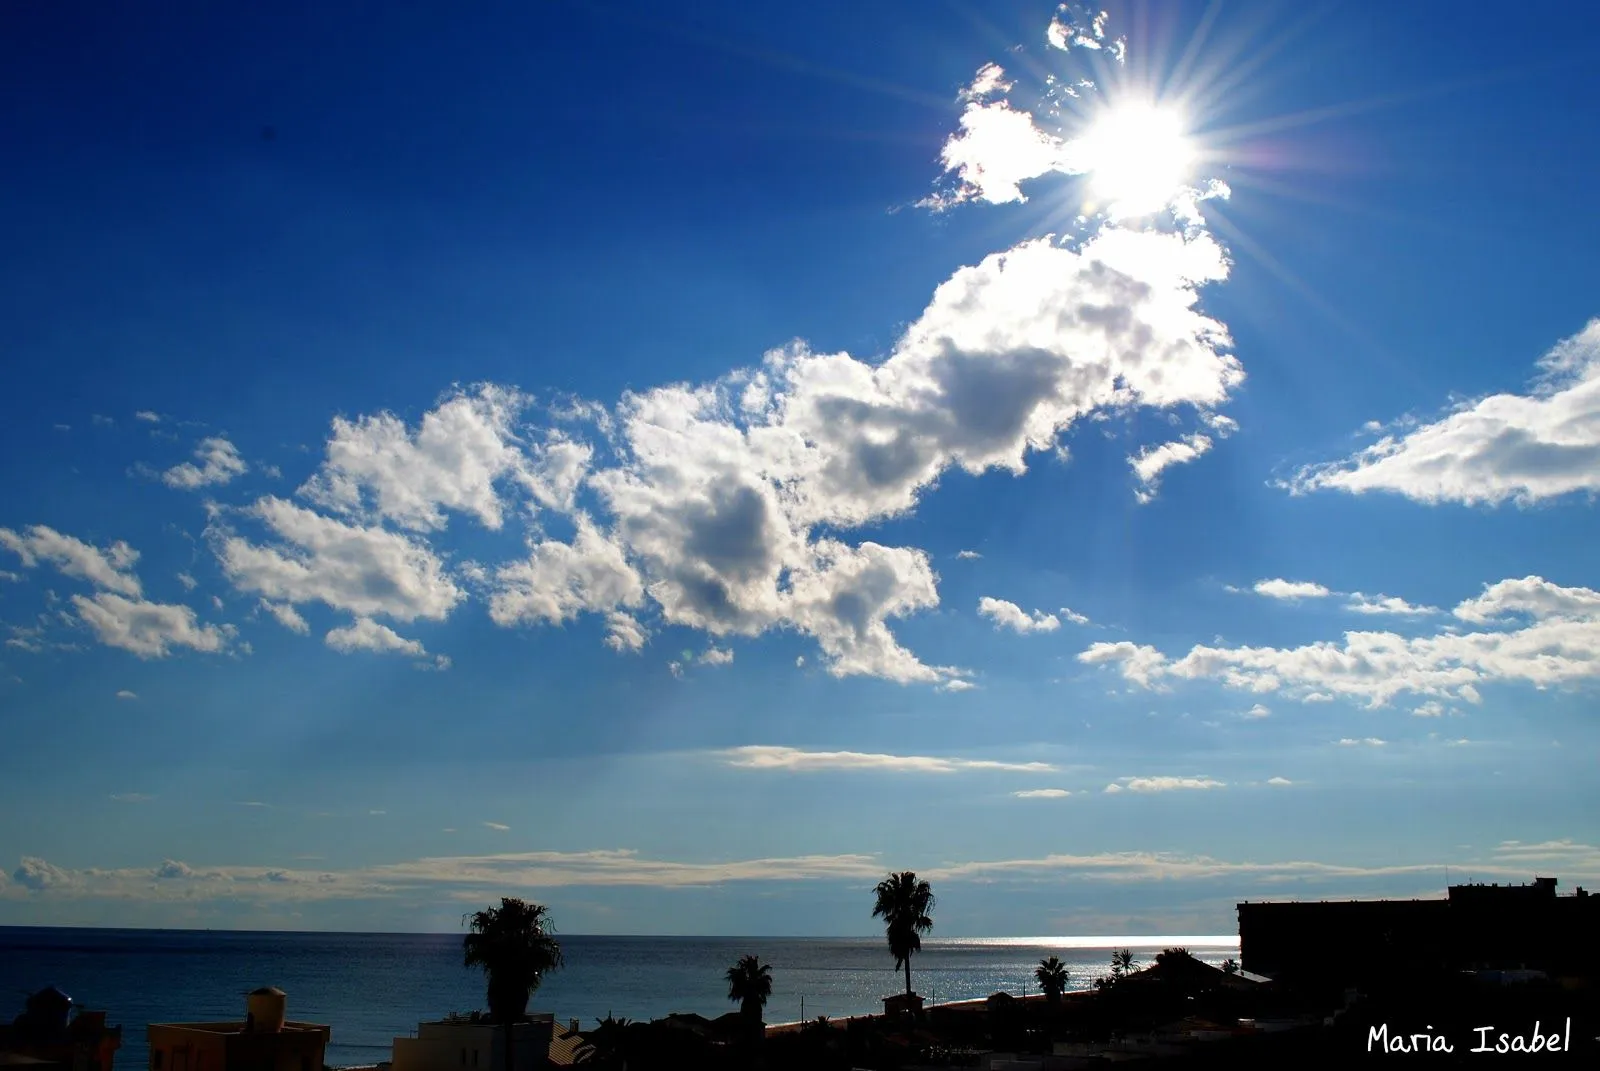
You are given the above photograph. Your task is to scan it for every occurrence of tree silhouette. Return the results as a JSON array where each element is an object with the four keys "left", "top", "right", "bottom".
[
  {"left": 871, "top": 871, "right": 936, "bottom": 997},
  {"left": 1110, "top": 948, "right": 1137, "bottom": 977},
  {"left": 462, "top": 899, "right": 564, "bottom": 1071},
  {"left": 1034, "top": 956, "right": 1070, "bottom": 1004},
  {"left": 1221, "top": 958, "right": 1240, "bottom": 976},
  {"left": 726, "top": 954, "right": 774, "bottom": 1031}
]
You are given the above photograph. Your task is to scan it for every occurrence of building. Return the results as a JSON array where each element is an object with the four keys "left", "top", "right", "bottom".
[
  {"left": 146, "top": 988, "right": 329, "bottom": 1071},
  {"left": 1238, "top": 877, "right": 1600, "bottom": 985},
  {"left": 389, "top": 1014, "right": 554, "bottom": 1071},
  {"left": 0, "top": 988, "right": 122, "bottom": 1071}
]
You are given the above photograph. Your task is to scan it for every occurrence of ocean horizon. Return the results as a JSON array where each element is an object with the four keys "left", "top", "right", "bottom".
[{"left": 1, "top": 926, "right": 1238, "bottom": 1067}]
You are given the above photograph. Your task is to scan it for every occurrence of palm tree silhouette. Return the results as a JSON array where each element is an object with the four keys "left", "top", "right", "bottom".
[
  {"left": 1110, "top": 948, "right": 1136, "bottom": 977},
  {"left": 1221, "top": 958, "right": 1240, "bottom": 975},
  {"left": 575, "top": 1016, "right": 631, "bottom": 1068},
  {"left": 726, "top": 954, "right": 774, "bottom": 1031},
  {"left": 1034, "top": 956, "right": 1070, "bottom": 1004},
  {"left": 462, "top": 898, "right": 564, "bottom": 1071},
  {"left": 872, "top": 871, "right": 936, "bottom": 997}
]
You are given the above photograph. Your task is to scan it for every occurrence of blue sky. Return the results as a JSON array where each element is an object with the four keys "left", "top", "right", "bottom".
[{"left": 2, "top": 0, "right": 1598, "bottom": 936}]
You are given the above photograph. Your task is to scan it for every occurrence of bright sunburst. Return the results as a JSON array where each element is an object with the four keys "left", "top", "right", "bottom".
[{"left": 1074, "top": 102, "right": 1196, "bottom": 219}]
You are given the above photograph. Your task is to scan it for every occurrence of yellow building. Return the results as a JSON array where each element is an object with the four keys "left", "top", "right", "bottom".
[
  {"left": 390, "top": 1014, "right": 554, "bottom": 1071},
  {"left": 146, "top": 989, "right": 328, "bottom": 1071}
]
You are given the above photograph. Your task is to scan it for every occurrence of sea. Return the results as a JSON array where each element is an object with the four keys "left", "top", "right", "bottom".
[{"left": 0, "top": 928, "right": 1237, "bottom": 1069}]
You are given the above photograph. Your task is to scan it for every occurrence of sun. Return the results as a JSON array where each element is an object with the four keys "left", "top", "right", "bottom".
[{"left": 1074, "top": 102, "right": 1196, "bottom": 218}]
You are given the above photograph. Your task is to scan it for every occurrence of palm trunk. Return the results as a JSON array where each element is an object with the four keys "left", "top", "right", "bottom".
[
  {"left": 903, "top": 958, "right": 911, "bottom": 996},
  {"left": 503, "top": 1019, "right": 514, "bottom": 1071}
]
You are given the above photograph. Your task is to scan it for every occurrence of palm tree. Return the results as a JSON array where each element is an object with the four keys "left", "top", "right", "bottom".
[
  {"left": 1034, "top": 956, "right": 1070, "bottom": 1004},
  {"left": 726, "top": 954, "right": 774, "bottom": 1031},
  {"left": 871, "top": 871, "right": 936, "bottom": 997},
  {"left": 575, "top": 1016, "right": 631, "bottom": 1069},
  {"left": 462, "top": 898, "right": 565, "bottom": 1071},
  {"left": 1110, "top": 948, "right": 1136, "bottom": 977},
  {"left": 1221, "top": 958, "right": 1240, "bottom": 976}
]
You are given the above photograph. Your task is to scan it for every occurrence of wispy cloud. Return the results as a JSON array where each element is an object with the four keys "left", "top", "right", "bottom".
[
  {"left": 1252, "top": 578, "right": 1331, "bottom": 600},
  {"left": 1012, "top": 788, "right": 1073, "bottom": 799},
  {"left": 1104, "top": 776, "right": 1225, "bottom": 793},
  {"left": 720, "top": 745, "right": 1053, "bottom": 774},
  {"left": 1290, "top": 320, "right": 1600, "bottom": 506},
  {"left": 483, "top": 821, "right": 510, "bottom": 832}
]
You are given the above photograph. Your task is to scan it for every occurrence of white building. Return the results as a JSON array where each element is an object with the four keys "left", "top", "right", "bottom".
[{"left": 390, "top": 1016, "right": 553, "bottom": 1071}]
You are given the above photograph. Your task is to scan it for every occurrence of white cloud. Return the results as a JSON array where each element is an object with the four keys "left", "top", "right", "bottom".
[
  {"left": 325, "top": 618, "right": 428, "bottom": 659},
  {"left": 154, "top": 859, "right": 194, "bottom": 879},
  {"left": 163, "top": 437, "right": 248, "bottom": 490},
  {"left": 1130, "top": 433, "right": 1212, "bottom": 503},
  {"left": 1253, "top": 578, "right": 1332, "bottom": 600},
  {"left": 720, "top": 745, "right": 1054, "bottom": 774},
  {"left": 978, "top": 596, "right": 1060, "bottom": 634},
  {"left": 11, "top": 857, "right": 75, "bottom": 891},
  {"left": 71, "top": 593, "right": 233, "bottom": 658},
  {"left": 116, "top": 689, "right": 138, "bottom": 700},
  {"left": 956, "top": 549, "right": 982, "bottom": 560},
  {"left": 1013, "top": 788, "right": 1073, "bottom": 798},
  {"left": 700, "top": 647, "right": 734, "bottom": 666},
  {"left": 259, "top": 600, "right": 310, "bottom": 635},
  {"left": 1080, "top": 574, "right": 1600, "bottom": 707},
  {"left": 602, "top": 611, "right": 648, "bottom": 652},
  {"left": 958, "top": 62, "right": 1013, "bottom": 103},
  {"left": 1453, "top": 575, "right": 1600, "bottom": 624},
  {"left": 483, "top": 822, "right": 510, "bottom": 832},
  {"left": 1345, "top": 593, "right": 1438, "bottom": 616},
  {"left": 1337, "top": 738, "right": 1387, "bottom": 747},
  {"left": 1291, "top": 320, "right": 1600, "bottom": 505},
  {"left": 135, "top": 411, "right": 162, "bottom": 423},
  {"left": 1242, "top": 703, "right": 1270, "bottom": 719},
  {"left": 1058, "top": 606, "right": 1090, "bottom": 625},
  {"left": 1413, "top": 700, "right": 1447, "bottom": 718},
  {"left": 1267, "top": 777, "right": 1292, "bottom": 786},
  {"left": 216, "top": 497, "right": 462, "bottom": 622},
  {"left": 300, "top": 385, "right": 571, "bottom": 531},
  {"left": 176, "top": 572, "right": 198, "bottom": 591},
  {"left": 1105, "top": 776, "right": 1225, "bottom": 793},
  {"left": 0, "top": 525, "right": 142, "bottom": 596},
  {"left": 488, "top": 514, "right": 644, "bottom": 627}
]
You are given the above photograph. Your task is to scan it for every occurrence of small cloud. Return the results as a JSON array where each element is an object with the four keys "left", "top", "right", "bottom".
[
  {"left": 235, "top": 800, "right": 270, "bottom": 808},
  {"left": 1106, "top": 776, "right": 1226, "bottom": 793},
  {"left": 667, "top": 661, "right": 684, "bottom": 679},
  {"left": 1413, "top": 700, "right": 1448, "bottom": 718},
  {"left": 1058, "top": 606, "right": 1090, "bottom": 626},
  {"left": 700, "top": 647, "right": 734, "bottom": 667},
  {"left": 1242, "top": 703, "right": 1270, "bottom": 719},
  {"left": 1253, "top": 579, "right": 1331, "bottom": 600},
  {"left": 92, "top": 415, "right": 115, "bottom": 427},
  {"left": 1346, "top": 592, "right": 1438, "bottom": 616},
  {"left": 260, "top": 600, "right": 310, "bottom": 635},
  {"left": 162, "top": 437, "right": 248, "bottom": 490},
  {"left": 442, "top": 828, "right": 457, "bottom": 833},
  {"left": 176, "top": 572, "right": 198, "bottom": 591},
  {"left": 108, "top": 792, "right": 155, "bottom": 803},
  {"left": 1013, "top": 788, "right": 1073, "bottom": 799},
  {"left": 1336, "top": 738, "right": 1387, "bottom": 747},
  {"left": 956, "top": 550, "right": 983, "bottom": 560},
  {"left": 978, "top": 596, "right": 1060, "bottom": 634},
  {"left": 116, "top": 689, "right": 138, "bottom": 701},
  {"left": 1267, "top": 776, "right": 1293, "bottom": 786},
  {"left": 11, "top": 857, "right": 73, "bottom": 890},
  {"left": 939, "top": 678, "right": 978, "bottom": 693},
  {"left": 483, "top": 821, "right": 510, "bottom": 831},
  {"left": 368, "top": 809, "right": 386, "bottom": 816},
  {"left": 1303, "top": 692, "right": 1334, "bottom": 703},
  {"left": 154, "top": 859, "right": 193, "bottom": 879},
  {"left": 795, "top": 655, "right": 806, "bottom": 668},
  {"left": 135, "top": 411, "right": 162, "bottom": 424}
]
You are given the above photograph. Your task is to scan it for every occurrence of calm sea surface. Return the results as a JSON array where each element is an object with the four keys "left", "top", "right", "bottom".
[{"left": 0, "top": 928, "right": 1237, "bottom": 1068}]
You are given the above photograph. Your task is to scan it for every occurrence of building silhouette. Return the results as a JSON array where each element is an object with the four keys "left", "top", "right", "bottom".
[{"left": 1238, "top": 876, "right": 1599, "bottom": 985}]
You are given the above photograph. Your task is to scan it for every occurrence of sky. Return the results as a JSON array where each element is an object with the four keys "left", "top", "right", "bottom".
[{"left": 1, "top": 0, "right": 1598, "bottom": 936}]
